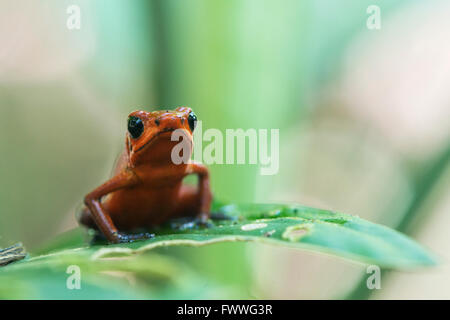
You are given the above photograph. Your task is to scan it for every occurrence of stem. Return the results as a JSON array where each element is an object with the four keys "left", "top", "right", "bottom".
[{"left": 347, "top": 144, "right": 450, "bottom": 299}]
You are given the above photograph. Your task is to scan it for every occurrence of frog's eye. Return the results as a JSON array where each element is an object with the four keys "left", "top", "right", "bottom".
[
  {"left": 128, "top": 116, "right": 144, "bottom": 139},
  {"left": 188, "top": 111, "right": 197, "bottom": 132}
]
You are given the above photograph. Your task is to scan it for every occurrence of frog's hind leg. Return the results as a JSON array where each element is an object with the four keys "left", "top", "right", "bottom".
[
  {"left": 169, "top": 185, "right": 213, "bottom": 229},
  {"left": 78, "top": 207, "right": 114, "bottom": 244},
  {"left": 77, "top": 206, "right": 98, "bottom": 230},
  {"left": 172, "top": 185, "right": 202, "bottom": 219}
]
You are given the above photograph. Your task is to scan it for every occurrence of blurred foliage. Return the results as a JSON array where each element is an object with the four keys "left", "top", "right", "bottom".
[
  {"left": 348, "top": 146, "right": 450, "bottom": 299},
  {"left": 0, "top": 248, "right": 238, "bottom": 299}
]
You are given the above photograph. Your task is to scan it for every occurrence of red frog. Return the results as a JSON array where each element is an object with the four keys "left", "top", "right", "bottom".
[{"left": 79, "top": 107, "right": 212, "bottom": 243}]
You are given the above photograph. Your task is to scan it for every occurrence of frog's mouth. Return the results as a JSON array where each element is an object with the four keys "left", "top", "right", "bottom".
[{"left": 135, "top": 127, "right": 180, "bottom": 153}]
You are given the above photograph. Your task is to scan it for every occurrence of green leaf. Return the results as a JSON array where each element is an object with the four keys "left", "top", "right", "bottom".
[
  {"left": 0, "top": 202, "right": 436, "bottom": 299},
  {"left": 0, "top": 245, "right": 238, "bottom": 299},
  {"left": 38, "top": 202, "right": 437, "bottom": 269}
]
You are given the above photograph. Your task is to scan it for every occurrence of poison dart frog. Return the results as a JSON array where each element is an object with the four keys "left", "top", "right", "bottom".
[{"left": 78, "top": 107, "right": 212, "bottom": 243}]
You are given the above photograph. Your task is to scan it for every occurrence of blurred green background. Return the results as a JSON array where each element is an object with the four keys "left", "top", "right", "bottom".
[{"left": 0, "top": 0, "right": 449, "bottom": 299}]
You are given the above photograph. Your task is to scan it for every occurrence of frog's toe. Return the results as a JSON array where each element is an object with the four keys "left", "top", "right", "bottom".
[
  {"left": 195, "top": 216, "right": 213, "bottom": 228},
  {"left": 116, "top": 232, "right": 155, "bottom": 243},
  {"left": 210, "top": 212, "right": 235, "bottom": 221}
]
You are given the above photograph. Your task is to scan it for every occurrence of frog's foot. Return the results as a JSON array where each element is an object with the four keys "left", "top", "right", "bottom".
[
  {"left": 114, "top": 232, "right": 155, "bottom": 243},
  {"left": 170, "top": 215, "right": 213, "bottom": 230},
  {"left": 210, "top": 212, "right": 235, "bottom": 221},
  {"left": 195, "top": 215, "right": 213, "bottom": 228}
]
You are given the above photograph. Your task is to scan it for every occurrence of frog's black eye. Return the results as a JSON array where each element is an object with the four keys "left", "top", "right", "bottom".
[
  {"left": 128, "top": 116, "right": 144, "bottom": 139},
  {"left": 188, "top": 111, "right": 197, "bottom": 132}
]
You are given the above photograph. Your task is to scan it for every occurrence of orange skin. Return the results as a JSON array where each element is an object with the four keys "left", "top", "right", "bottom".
[{"left": 79, "top": 107, "right": 212, "bottom": 243}]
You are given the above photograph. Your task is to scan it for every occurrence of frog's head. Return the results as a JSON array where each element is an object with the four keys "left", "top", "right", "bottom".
[{"left": 126, "top": 106, "right": 197, "bottom": 166}]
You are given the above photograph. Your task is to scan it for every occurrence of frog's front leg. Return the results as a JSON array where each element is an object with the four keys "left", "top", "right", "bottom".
[
  {"left": 187, "top": 162, "right": 212, "bottom": 222},
  {"left": 84, "top": 169, "right": 141, "bottom": 243}
]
